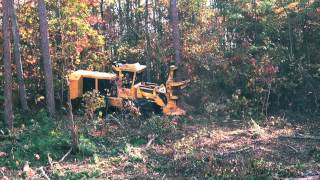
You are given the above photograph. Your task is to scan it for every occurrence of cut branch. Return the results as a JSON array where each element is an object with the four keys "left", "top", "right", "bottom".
[
  {"left": 146, "top": 134, "right": 156, "bottom": 149},
  {"left": 36, "top": 167, "right": 50, "bottom": 180},
  {"left": 283, "top": 144, "right": 299, "bottom": 153},
  {"left": 59, "top": 147, "right": 72, "bottom": 162}
]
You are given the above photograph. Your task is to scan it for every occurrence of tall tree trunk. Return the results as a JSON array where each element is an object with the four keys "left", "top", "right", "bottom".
[
  {"left": 100, "top": 0, "right": 106, "bottom": 50},
  {"left": 125, "top": 0, "right": 130, "bottom": 36},
  {"left": 157, "top": 0, "right": 163, "bottom": 37},
  {"left": 288, "top": 13, "right": 294, "bottom": 61},
  {"left": 153, "top": 0, "right": 162, "bottom": 81},
  {"left": 117, "top": 0, "right": 123, "bottom": 37},
  {"left": 170, "top": 0, "right": 182, "bottom": 80},
  {"left": 38, "top": 0, "right": 56, "bottom": 117},
  {"left": 100, "top": 0, "right": 104, "bottom": 19},
  {"left": 152, "top": 0, "right": 157, "bottom": 33},
  {"left": 2, "top": 0, "right": 14, "bottom": 130},
  {"left": 134, "top": 0, "right": 141, "bottom": 35},
  {"left": 9, "top": 0, "right": 29, "bottom": 112},
  {"left": 253, "top": 0, "right": 257, "bottom": 42},
  {"left": 145, "top": 0, "right": 151, "bottom": 81}
]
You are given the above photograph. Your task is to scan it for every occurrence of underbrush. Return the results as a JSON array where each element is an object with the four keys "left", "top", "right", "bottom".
[
  {"left": 1, "top": 107, "right": 318, "bottom": 179},
  {"left": 53, "top": 170, "right": 102, "bottom": 179},
  {"left": 0, "top": 106, "right": 179, "bottom": 170},
  {"left": 140, "top": 115, "right": 178, "bottom": 143},
  {"left": 0, "top": 109, "right": 108, "bottom": 171},
  {"left": 0, "top": 110, "right": 70, "bottom": 169}
]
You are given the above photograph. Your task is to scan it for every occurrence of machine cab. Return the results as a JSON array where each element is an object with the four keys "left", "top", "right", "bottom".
[{"left": 112, "top": 62, "right": 146, "bottom": 99}]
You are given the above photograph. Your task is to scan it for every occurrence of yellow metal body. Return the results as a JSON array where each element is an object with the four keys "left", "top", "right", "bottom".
[
  {"left": 68, "top": 70, "right": 122, "bottom": 108},
  {"left": 68, "top": 63, "right": 189, "bottom": 115},
  {"left": 163, "top": 66, "right": 190, "bottom": 116},
  {"left": 68, "top": 70, "right": 117, "bottom": 99}
]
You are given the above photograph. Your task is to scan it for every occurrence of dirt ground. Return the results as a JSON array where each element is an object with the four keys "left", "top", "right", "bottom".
[{"left": 1, "top": 115, "right": 320, "bottom": 179}]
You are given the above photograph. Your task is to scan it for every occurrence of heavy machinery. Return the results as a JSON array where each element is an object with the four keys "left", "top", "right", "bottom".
[{"left": 68, "top": 62, "right": 189, "bottom": 115}]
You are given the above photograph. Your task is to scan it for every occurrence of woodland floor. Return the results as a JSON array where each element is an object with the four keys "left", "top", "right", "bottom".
[{"left": 1, "top": 113, "right": 320, "bottom": 179}]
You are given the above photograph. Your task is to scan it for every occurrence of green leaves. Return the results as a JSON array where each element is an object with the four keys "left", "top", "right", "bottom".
[{"left": 229, "top": 13, "right": 244, "bottom": 20}]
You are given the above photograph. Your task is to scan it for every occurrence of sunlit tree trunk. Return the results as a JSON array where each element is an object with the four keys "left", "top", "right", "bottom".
[
  {"left": 9, "top": 0, "right": 29, "bottom": 112},
  {"left": 100, "top": 0, "right": 107, "bottom": 50},
  {"left": 2, "top": 0, "right": 14, "bottom": 130},
  {"left": 38, "top": 0, "right": 56, "bottom": 117},
  {"left": 170, "top": 0, "right": 182, "bottom": 80}
]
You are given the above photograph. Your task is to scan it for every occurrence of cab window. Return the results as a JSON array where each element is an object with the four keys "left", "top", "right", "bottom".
[
  {"left": 98, "top": 79, "right": 117, "bottom": 97},
  {"left": 135, "top": 73, "right": 143, "bottom": 84},
  {"left": 83, "top": 78, "right": 95, "bottom": 93},
  {"left": 122, "top": 72, "right": 134, "bottom": 88}
]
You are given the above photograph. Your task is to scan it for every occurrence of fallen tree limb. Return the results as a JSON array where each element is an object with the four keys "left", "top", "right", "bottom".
[
  {"left": 287, "top": 145, "right": 299, "bottom": 153},
  {"left": 48, "top": 147, "right": 72, "bottom": 167},
  {"left": 0, "top": 169, "right": 5, "bottom": 177},
  {"left": 58, "top": 147, "right": 72, "bottom": 163},
  {"left": 216, "top": 146, "right": 253, "bottom": 157},
  {"left": 145, "top": 134, "right": 155, "bottom": 149},
  {"left": 161, "top": 174, "right": 166, "bottom": 180},
  {"left": 279, "top": 134, "right": 320, "bottom": 141},
  {"left": 36, "top": 167, "right": 50, "bottom": 180},
  {"left": 47, "top": 154, "right": 53, "bottom": 167},
  {"left": 283, "top": 144, "right": 299, "bottom": 153}
]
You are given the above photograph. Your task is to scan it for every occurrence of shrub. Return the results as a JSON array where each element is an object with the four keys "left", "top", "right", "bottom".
[
  {"left": 0, "top": 110, "right": 70, "bottom": 169},
  {"left": 78, "top": 135, "right": 98, "bottom": 156},
  {"left": 80, "top": 90, "right": 106, "bottom": 135},
  {"left": 142, "top": 115, "right": 176, "bottom": 141},
  {"left": 82, "top": 90, "right": 106, "bottom": 121}
]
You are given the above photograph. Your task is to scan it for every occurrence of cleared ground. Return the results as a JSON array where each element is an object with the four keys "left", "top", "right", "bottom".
[{"left": 1, "top": 114, "right": 320, "bottom": 179}]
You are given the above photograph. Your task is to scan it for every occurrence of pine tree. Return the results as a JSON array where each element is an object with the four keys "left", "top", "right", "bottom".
[{"left": 38, "top": 0, "right": 56, "bottom": 116}]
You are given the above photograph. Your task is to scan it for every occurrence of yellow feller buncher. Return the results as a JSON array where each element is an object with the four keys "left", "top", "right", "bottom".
[{"left": 68, "top": 62, "right": 189, "bottom": 115}]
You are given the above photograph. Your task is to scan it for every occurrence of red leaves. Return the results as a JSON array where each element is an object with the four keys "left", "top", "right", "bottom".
[
  {"left": 255, "top": 63, "right": 279, "bottom": 80},
  {"left": 25, "top": 55, "right": 37, "bottom": 65},
  {"left": 75, "top": 36, "right": 89, "bottom": 53},
  {"left": 265, "top": 65, "right": 279, "bottom": 75},
  {"left": 22, "top": 162, "right": 35, "bottom": 178},
  {"left": 86, "top": 15, "right": 105, "bottom": 25},
  {"left": 249, "top": 58, "right": 256, "bottom": 66},
  {"left": 242, "top": 39, "right": 252, "bottom": 49},
  {"left": 80, "top": 0, "right": 100, "bottom": 6},
  {"left": 0, "top": 152, "right": 7, "bottom": 157},
  {"left": 75, "top": 44, "right": 84, "bottom": 54}
]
